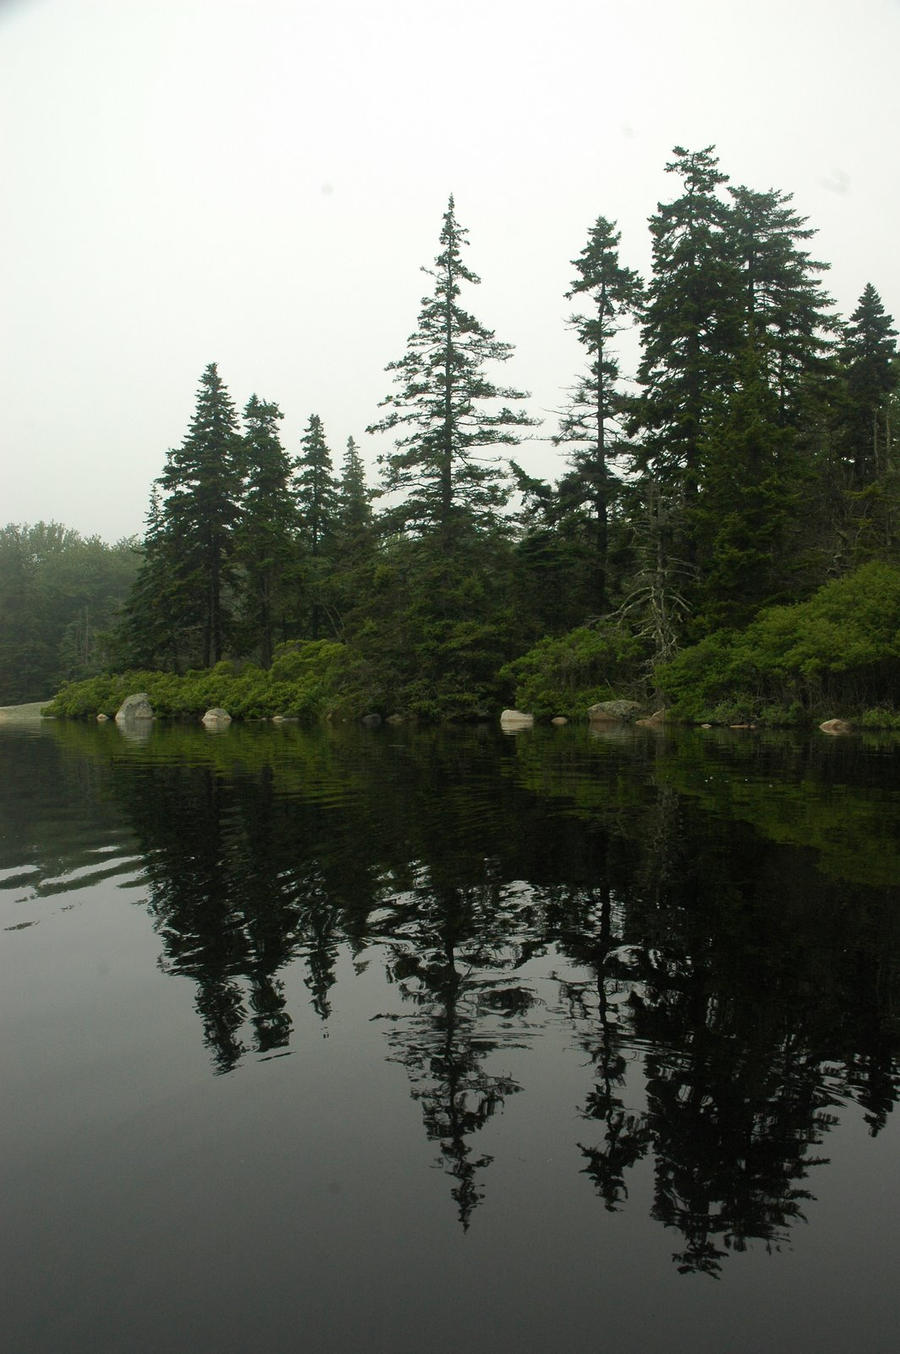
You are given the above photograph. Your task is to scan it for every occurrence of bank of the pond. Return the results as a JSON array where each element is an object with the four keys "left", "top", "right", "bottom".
[{"left": 0, "top": 701, "right": 53, "bottom": 722}]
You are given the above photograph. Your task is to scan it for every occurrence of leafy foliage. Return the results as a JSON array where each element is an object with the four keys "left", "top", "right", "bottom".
[
  {"left": 657, "top": 561, "right": 900, "bottom": 721},
  {"left": 499, "top": 623, "right": 646, "bottom": 718},
  {"left": 0, "top": 523, "right": 139, "bottom": 703},
  {"left": 44, "top": 640, "right": 355, "bottom": 722}
]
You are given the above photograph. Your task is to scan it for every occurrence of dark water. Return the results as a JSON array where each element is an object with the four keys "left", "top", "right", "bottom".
[{"left": 3, "top": 718, "right": 900, "bottom": 1352}]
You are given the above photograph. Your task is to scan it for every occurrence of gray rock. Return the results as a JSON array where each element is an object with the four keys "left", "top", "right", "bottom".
[
  {"left": 820, "top": 718, "right": 853, "bottom": 735},
  {"left": 550, "top": 716, "right": 568, "bottom": 725},
  {"left": 115, "top": 693, "right": 154, "bottom": 724},
  {"left": 500, "top": 709, "right": 534, "bottom": 729},
  {"left": 201, "top": 707, "right": 232, "bottom": 727},
  {"left": 361, "top": 713, "right": 382, "bottom": 728},
  {"left": 587, "top": 699, "right": 643, "bottom": 723}
]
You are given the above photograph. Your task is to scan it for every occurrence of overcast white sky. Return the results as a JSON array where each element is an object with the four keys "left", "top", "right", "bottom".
[{"left": 2, "top": 0, "right": 899, "bottom": 542}]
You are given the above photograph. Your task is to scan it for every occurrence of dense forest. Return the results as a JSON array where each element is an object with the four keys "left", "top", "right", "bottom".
[{"left": 6, "top": 146, "right": 900, "bottom": 721}]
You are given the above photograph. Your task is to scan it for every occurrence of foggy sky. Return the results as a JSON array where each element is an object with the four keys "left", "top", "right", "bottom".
[{"left": 2, "top": 0, "right": 898, "bottom": 542}]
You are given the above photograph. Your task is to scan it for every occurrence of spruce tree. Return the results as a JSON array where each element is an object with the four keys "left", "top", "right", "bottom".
[
  {"left": 726, "top": 184, "right": 834, "bottom": 423},
  {"left": 839, "top": 284, "right": 898, "bottom": 484},
  {"left": 239, "top": 395, "right": 300, "bottom": 666},
  {"left": 119, "top": 489, "right": 185, "bottom": 668},
  {"left": 635, "top": 146, "right": 737, "bottom": 511},
  {"left": 329, "top": 436, "right": 374, "bottom": 642},
  {"left": 337, "top": 435, "right": 372, "bottom": 537},
  {"left": 554, "top": 215, "right": 643, "bottom": 614},
  {"left": 295, "top": 414, "right": 338, "bottom": 556},
  {"left": 152, "top": 364, "right": 244, "bottom": 666},
  {"left": 368, "top": 196, "right": 534, "bottom": 542},
  {"left": 690, "top": 186, "right": 834, "bottom": 624},
  {"left": 295, "top": 414, "right": 338, "bottom": 638}
]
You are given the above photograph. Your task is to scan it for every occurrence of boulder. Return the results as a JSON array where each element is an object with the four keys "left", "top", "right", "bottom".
[
  {"left": 550, "top": 716, "right": 568, "bottom": 726},
  {"left": 115, "top": 693, "right": 154, "bottom": 724},
  {"left": 820, "top": 718, "right": 853, "bottom": 735},
  {"left": 386, "top": 714, "right": 405, "bottom": 725},
  {"left": 96, "top": 713, "right": 109, "bottom": 723},
  {"left": 361, "top": 713, "right": 382, "bottom": 728},
  {"left": 635, "top": 708, "right": 666, "bottom": 728},
  {"left": 500, "top": 709, "right": 534, "bottom": 729},
  {"left": 587, "top": 699, "right": 643, "bottom": 723},
  {"left": 201, "top": 707, "right": 232, "bottom": 727}
]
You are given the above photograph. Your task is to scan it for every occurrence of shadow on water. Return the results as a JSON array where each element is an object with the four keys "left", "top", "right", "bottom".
[{"left": 3, "top": 717, "right": 900, "bottom": 1274}]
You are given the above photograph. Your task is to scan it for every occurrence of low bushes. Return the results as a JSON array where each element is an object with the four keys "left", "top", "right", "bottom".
[
  {"left": 656, "top": 561, "right": 900, "bottom": 723},
  {"left": 43, "top": 640, "right": 356, "bottom": 722},
  {"left": 498, "top": 623, "right": 646, "bottom": 718}
]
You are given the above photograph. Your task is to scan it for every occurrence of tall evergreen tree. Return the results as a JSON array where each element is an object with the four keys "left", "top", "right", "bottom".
[
  {"left": 635, "top": 146, "right": 737, "bottom": 512},
  {"left": 368, "top": 196, "right": 534, "bottom": 543},
  {"left": 689, "top": 187, "right": 834, "bottom": 625},
  {"left": 238, "top": 395, "right": 300, "bottom": 666},
  {"left": 119, "top": 489, "right": 185, "bottom": 668},
  {"left": 295, "top": 414, "right": 338, "bottom": 638},
  {"left": 726, "top": 185, "right": 833, "bottom": 423},
  {"left": 554, "top": 215, "right": 643, "bottom": 613},
  {"left": 153, "top": 363, "right": 244, "bottom": 666},
  {"left": 336, "top": 435, "right": 372, "bottom": 537},
  {"left": 295, "top": 414, "right": 338, "bottom": 556},
  {"left": 839, "top": 283, "right": 898, "bottom": 485},
  {"left": 327, "top": 436, "right": 375, "bottom": 643}
]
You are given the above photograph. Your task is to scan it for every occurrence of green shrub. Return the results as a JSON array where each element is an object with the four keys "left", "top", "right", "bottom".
[
  {"left": 657, "top": 562, "right": 900, "bottom": 720},
  {"left": 499, "top": 623, "right": 646, "bottom": 718},
  {"left": 44, "top": 639, "right": 357, "bottom": 723},
  {"left": 859, "top": 706, "right": 900, "bottom": 730}
]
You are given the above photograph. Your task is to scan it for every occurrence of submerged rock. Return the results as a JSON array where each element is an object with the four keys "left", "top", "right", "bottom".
[
  {"left": 820, "top": 718, "right": 853, "bottom": 735},
  {"left": 635, "top": 708, "right": 666, "bottom": 728},
  {"left": 587, "top": 699, "right": 643, "bottom": 723}
]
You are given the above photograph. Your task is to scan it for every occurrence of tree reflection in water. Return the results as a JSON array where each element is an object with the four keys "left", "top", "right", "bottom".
[
  {"left": 373, "top": 870, "right": 538, "bottom": 1227},
  {"left": 60, "top": 720, "right": 900, "bottom": 1270}
]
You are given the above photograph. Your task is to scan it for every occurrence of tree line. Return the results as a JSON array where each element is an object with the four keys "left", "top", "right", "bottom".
[
  {"left": 8, "top": 145, "right": 899, "bottom": 715},
  {"left": 0, "top": 524, "right": 138, "bottom": 704}
]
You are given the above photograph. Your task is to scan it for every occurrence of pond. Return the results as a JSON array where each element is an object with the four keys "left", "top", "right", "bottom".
[{"left": 3, "top": 718, "right": 900, "bottom": 1352}]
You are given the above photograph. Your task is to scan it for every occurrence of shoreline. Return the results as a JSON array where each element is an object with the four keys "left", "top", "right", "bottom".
[{"left": 0, "top": 702, "right": 51, "bottom": 722}]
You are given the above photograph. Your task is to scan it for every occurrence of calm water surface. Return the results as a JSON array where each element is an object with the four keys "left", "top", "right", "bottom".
[{"left": 3, "top": 719, "right": 900, "bottom": 1352}]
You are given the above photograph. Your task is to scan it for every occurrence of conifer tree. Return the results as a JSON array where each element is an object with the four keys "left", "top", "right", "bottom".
[
  {"left": 239, "top": 395, "right": 300, "bottom": 666},
  {"left": 635, "top": 146, "right": 737, "bottom": 511},
  {"left": 153, "top": 363, "right": 244, "bottom": 666},
  {"left": 368, "top": 196, "right": 534, "bottom": 542},
  {"left": 295, "top": 414, "right": 338, "bottom": 556},
  {"left": 337, "top": 436, "right": 372, "bottom": 536},
  {"left": 839, "top": 284, "right": 898, "bottom": 484},
  {"left": 689, "top": 188, "right": 834, "bottom": 624},
  {"left": 555, "top": 215, "right": 643, "bottom": 613},
  {"left": 295, "top": 414, "right": 338, "bottom": 638},
  {"left": 120, "top": 489, "right": 184, "bottom": 668},
  {"left": 726, "top": 184, "right": 833, "bottom": 423}
]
